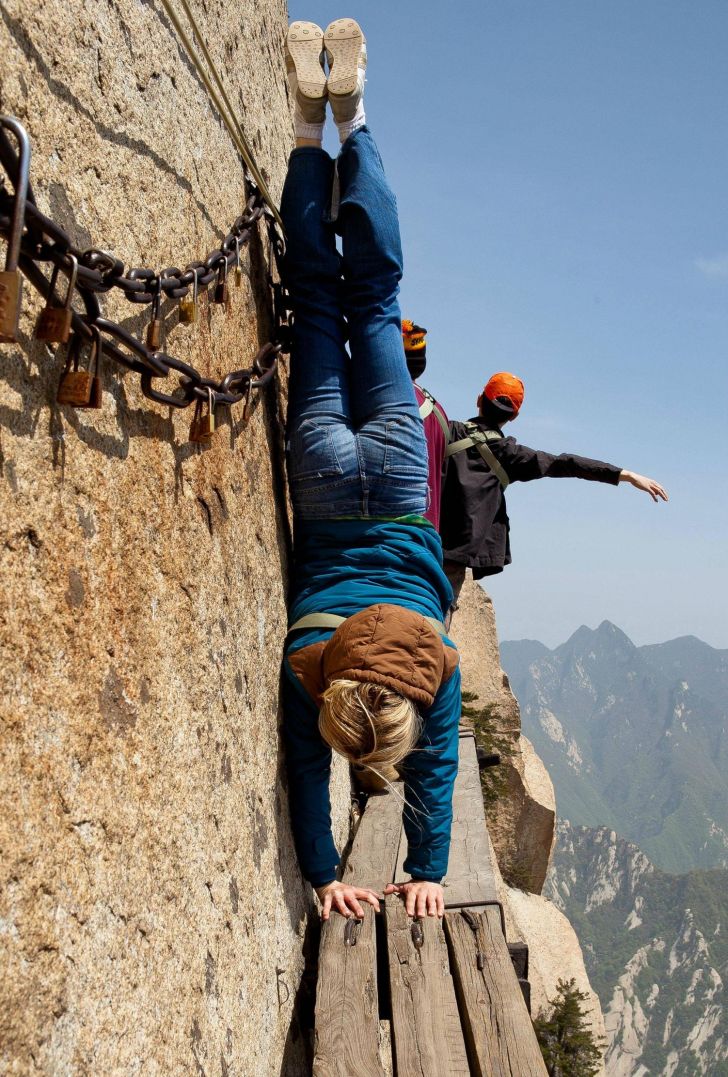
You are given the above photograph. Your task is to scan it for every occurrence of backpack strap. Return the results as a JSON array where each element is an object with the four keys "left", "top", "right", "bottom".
[
  {"left": 445, "top": 423, "right": 509, "bottom": 489},
  {"left": 418, "top": 387, "right": 450, "bottom": 442},
  {"left": 288, "top": 611, "right": 447, "bottom": 637}
]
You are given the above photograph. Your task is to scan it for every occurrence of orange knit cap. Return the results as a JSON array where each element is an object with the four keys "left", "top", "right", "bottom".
[
  {"left": 402, "top": 319, "right": 427, "bottom": 355},
  {"left": 482, "top": 372, "right": 525, "bottom": 416}
]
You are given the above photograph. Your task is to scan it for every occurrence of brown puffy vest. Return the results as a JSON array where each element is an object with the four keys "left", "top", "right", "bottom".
[{"left": 287, "top": 603, "right": 459, "bottom": 708}]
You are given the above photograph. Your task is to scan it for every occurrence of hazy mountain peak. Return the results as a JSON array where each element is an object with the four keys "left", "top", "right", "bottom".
[
  {"left": 501, "top": 622, "right": 728, "bottom": 874},
  {"left": 557, "top": 620, "right": 636, "bottom": 660}
]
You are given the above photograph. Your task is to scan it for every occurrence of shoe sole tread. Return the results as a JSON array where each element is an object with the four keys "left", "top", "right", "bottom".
[
  {"left": 324, "top": 19, "right": 365, "bottom": 97},
  {"left": 287, "top": 21, "right": 326, "bottom": 99}
]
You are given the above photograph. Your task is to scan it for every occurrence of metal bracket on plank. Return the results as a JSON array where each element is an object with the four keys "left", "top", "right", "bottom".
[
  {"left": 410, "top": 919, "right": 424, "bottom": 949},
  {"left": 444, "top": 899, "right": 507, "bottom": 940},
  {"left": 343, "top": 917, "right": 362, "bottom": 947}
]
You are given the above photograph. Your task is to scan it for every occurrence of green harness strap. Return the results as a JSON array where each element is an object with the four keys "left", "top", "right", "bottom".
[
  {"left": 288, "top": 611, "right": 447, "bottom": 637},
  {"left": 445, "top": 424, "right": 510, "bottom": 489},
  {"left": 418, "top": 389, "right": 450, "bottom": 441}
]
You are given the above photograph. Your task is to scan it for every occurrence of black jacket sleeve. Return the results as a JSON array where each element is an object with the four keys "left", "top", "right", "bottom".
[{"left": 492, "top": 437, "right": 622, "bottom": 485}]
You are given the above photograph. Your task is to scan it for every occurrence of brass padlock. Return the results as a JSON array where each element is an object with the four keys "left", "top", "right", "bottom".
[
  {"left": 213, "top": 258, "right": 229, "bottom": 306},
  {"left": 146, "top": 277, "right": 163, "bottom": 349},
  {"left": 179, "top": 268, "right": 199, "bottom": 325},
  {"left": 56, "top": 326, "right": 103, "bottom": 409},
  {"left": 0, "top": 117, "right": 30, "bottom": 344},
  {"left": 35, "top": 253, "right": 78, "bottom": 343},
  {"left": 234, "top": 237, "right": 243, "bottom": 287},
  {"left": 189, "top": 387, "right": 215, "bottom": 443}
]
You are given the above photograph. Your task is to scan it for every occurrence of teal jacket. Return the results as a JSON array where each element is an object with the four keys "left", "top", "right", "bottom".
[{"left": 282, "top": 516, "right": 461, "bottom": 888}]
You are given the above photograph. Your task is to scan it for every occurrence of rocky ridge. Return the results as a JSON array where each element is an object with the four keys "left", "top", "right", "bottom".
[
  {"left": 546, "top": 820, "right": 728, "bottom": 1076},
  {"left": 502, "top": 622, "right": 728, "bottom": 873}
]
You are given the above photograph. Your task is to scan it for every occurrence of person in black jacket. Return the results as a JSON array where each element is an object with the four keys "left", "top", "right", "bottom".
[{"left": 440, "top": 371, "right": 668, "bottom": 614}]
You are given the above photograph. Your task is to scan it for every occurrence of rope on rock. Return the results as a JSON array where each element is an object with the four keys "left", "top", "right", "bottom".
[
  {"left": 0, "top": 115, "right": 291, "bottom": 440},
  {"left": 159, "top": 0, "right": 284, "bottom": 230}
]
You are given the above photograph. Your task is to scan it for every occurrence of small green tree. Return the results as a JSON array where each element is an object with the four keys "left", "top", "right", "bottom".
[
  {"left": 460, "top": 691, "right": 512, "bottom": 810},
  {"left": 533, "top": 978, "right": 605, "bottom": 1077}
]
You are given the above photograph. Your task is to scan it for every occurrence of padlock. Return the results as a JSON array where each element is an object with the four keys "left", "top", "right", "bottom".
[
  {"left": 189, "top": 387, "right": 215, "bottom": 443},
  {"left": 213, "top": 258, "right": 229, "bottom": 306},
  {"left": 233, "top": 237, "right": 243, "bottom": 287},
  {"left": 179, "top": 269, "right": 199, "bottom": 324},
  {"left": 146, "top": 277, "right": 163, "bottom": 349},
  {"left": 35, "top": 253, "right": 78, "bottom": 343},
  {"left": 0, "top": 117, "right": 31, "bottom": 344},
  {"left": 56, "top": 326, "right": 103, "bottom": 409}
]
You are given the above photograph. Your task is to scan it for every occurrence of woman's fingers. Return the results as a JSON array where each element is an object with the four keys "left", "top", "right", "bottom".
[
  {"left": 415, "top": 889, "right": 428, "bottom": 918},
  {"left": 426, "top": 892, "right": 437, "bottom": 917},
  {"left": 359, "top": 888, "right": 381, "bottom": 911},
  {"left": 436, "top": 889, "right": 445, "bottom": 917},
  {"left": 321, "top": 891, "right": 333, "bottom": 921},
  {"left": 333, "top": 892, "right": 353, "bottom": 918},
  {"left": 350, "top": 895, "right": 366, "bottom": 918}
]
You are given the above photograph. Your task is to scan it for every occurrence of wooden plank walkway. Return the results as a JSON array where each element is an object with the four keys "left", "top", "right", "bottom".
[
  {"left": 446, "top": 907, "right": 547, "bottom": 1076},
  {"left": 314, "top": 731, "right": 547, "bottom": 1076},
  {"left": 386, "top": 895, "right": 470, "bottom": 1076},
  {"left": 394, "top": 732, "right": 498, "bottom": 908},
  {"left": 313, "top": 792, "right": 401, "bottom": 1077}
]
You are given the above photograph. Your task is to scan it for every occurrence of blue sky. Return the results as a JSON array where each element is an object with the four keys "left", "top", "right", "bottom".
[{"left": 289, "top": 1, "right": 728, "bottom": 648}]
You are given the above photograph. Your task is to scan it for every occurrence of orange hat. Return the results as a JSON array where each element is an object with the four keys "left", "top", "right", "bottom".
[
  {"left": 402, "top": 319, "right": 427, "bottom": 355},
  {"left": 481, "top": 372, "right": 525, "bottom": 417}
]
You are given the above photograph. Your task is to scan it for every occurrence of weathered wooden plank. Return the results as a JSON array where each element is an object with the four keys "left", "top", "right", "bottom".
[
  {"left": 446, "top": 734, "right": 498, "bottom": 904},
  {"left": 313, "top": 792, "right": 403, "bottom": 1077},
  {"left": 385, "top": 896, "right": 470, "bottom": 1077},
  {"left": 314, "top": 908, "right": 383, "bottom": 1077},
  {"left": 445, "top": 907, "right": 547, "bottom": 1077},
  {"left": 342, "top": 789, "right": 404, "bottom": 891},
  {"left": 395, "top": 735, "right": 497, "bottom": 906}
]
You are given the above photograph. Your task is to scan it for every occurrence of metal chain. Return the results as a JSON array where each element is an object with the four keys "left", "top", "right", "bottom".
[{"left": 0, "top": 117, "right": 291, "bottom": 419}]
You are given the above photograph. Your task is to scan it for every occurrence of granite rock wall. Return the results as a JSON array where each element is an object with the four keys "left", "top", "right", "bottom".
[
  {"left": 0, "top": 3, "right": 350, "bottom": 1074},
  {"left": 450, "top": 575, "right": 556, "bottom": 892}
]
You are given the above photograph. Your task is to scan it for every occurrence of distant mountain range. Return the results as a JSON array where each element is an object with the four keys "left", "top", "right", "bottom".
[
  {"left": 501, "top": 622, "right": 728, "bottom": 873},
  {"left": 546, "top": 821, "right": 728, "bottom": 1076}
]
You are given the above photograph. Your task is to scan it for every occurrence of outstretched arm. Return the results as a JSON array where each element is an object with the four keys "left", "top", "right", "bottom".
[{"left": 618, "top": 470, "right": 669, "bottom": 502}]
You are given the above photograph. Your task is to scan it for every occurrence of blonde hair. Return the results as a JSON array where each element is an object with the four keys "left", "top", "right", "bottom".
[{"left": 318, "top": 678, "right": 421, "bottom": 782}]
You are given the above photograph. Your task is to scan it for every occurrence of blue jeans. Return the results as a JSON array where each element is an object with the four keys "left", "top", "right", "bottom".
[{"left": 281, "top": 128, "right": 428, "bottom": 519}]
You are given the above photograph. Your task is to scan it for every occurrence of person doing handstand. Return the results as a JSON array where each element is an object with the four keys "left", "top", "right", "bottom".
[{"left": 281, "top": 19, "right": 460, "bottom": 921}]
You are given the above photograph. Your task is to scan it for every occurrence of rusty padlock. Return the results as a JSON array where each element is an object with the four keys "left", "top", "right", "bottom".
[
  {"left": 189, "top": 386, "right": 215, "bottom": 443},
  {"left": 0, "top": 116, "right": 31, "bottom": 344},
  {"left": 233, "top": 236, "right": 243, "bottom": 287},
  {"left": 35, "top": 253, "right": 78, "bottom": 343},
  {"left": 56, "top": 325, "right": 103, "bottom": 408},
  {"left": 146, "top": 277, "right": 163, "bottom": 350},
  {"left": 179, "top": 268, "right": 199, "bottom": 325},
  {"left": 213, "top": 258, "right": 229, "bottom": 306}
]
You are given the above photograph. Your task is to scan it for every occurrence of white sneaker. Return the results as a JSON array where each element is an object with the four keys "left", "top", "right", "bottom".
[
  {"left": 286, "top": 21, "right": 327, "bottom": 126},
  {"left": 324, "top": 18, "right": 367, "bottom": 125}
]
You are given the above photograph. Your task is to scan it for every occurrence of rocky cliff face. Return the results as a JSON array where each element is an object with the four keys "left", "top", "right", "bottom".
[
  {"left": 450, "top": 579, "right": 556, "bottom": 893},
  {"left": 546, "top": 820, "right": 728, "bottom": 1076},
  {"left": 0, "top": 4, "right": 351, "bottom": 1074},
  {"left": 452, "top": 578, "right": 607, "bottom": 1072}
]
